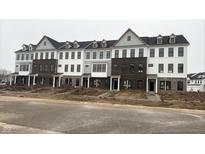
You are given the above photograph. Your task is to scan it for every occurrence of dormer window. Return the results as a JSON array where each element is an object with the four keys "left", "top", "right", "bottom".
[
  {"left": 65, "top": 41, "right": 71, "bottom": 48},
  {"left": 169, "top": 34, "right": 176, "bottom": 44},
  {"left": 29, "top": 44, "right": 33, "bottom": 51},
  {"left": 22, "top": 44, "right": 27, "bottom": 51},
  {"left": 157, "top": 35, "right": 163, "bottom": 44},
  {"left": 101, "top": 39, "right": 107, "bottom": 48},
  {"left": 127, "top": 36, "right": 131, "bottom": 41},
  {"left": 73, "top": 41, "right": 79, "bottom": 48},
  {"left": 93, "top": 40, "right": 98, "bottom": 48}
]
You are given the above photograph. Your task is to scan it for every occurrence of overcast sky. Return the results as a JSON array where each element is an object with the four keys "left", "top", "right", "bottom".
[{"left": 0, "top": 19, "right": 204, "bottom": 73}]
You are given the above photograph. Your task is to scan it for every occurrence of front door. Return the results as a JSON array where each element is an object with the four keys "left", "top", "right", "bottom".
[
  {"left": 113, "top": 79, "right": 118, "bottom": 90},
  {"left": 149, "top": 79, "right": 155, "bottom": 92}
]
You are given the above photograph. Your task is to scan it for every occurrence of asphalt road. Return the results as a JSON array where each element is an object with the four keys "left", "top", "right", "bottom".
[{"left": 0, "top": 96, "right": 205, "bottom": 134}]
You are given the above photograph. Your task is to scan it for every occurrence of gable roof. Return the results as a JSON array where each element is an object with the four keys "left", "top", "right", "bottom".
[
  {"left": 59, "top": 41, "right": 93, "bottom": 49},
  {"left": 113, "top": 28, "right": 148, "bottom": 46}
]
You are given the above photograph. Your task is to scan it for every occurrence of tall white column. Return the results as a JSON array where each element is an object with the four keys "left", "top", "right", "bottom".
[
  {"left": 87, "top": 76, "right": 90, "bottom": 88},
  {"left": 33, "top": 75, "right": 36, "bottom": 85},
  {"left": 58, "top": 76, "right": 61, "bottom": 87},
  {"left": 146, "top": 78, "right": 149, "bottom": 92},
  {"left": 110, "top": 77, "right": 112, "bottom": 91},
  {"left": 14, "top": 75, "right": 17, "bottom": 84},
  {"left": 9, "top": 75, "right": 12, "bottom": 86},
  {"left": 53, "top": 76, "right": 55, "bottom": 88},
  {"left": 117, "top": 76, "right": 120, "bottom": 91},
  {"left": 156, "top": 78, "right": 158, "bottom": 93},
  {"left": 81, "top": 77, "right": 83, "bottom": 87},
  {"left": 28, "top": 75, "right": 30, "bottom": 86}
]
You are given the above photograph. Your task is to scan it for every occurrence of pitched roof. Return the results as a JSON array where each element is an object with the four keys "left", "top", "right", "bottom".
[
  {"left": 140, "top": 35, "right": 189, "bottom": 45},
  {"left": 85, "top": 40, "right": 117, "bottom": 49},
  {"left": 59, "top": 41, "right": 93, "bottom": 49},
  {"left": 188, "top": 72, "right": 205, "bottom": 80}
]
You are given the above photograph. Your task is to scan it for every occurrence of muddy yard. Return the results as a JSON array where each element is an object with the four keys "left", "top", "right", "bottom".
[{"left": 0, "top": 85, "right": 205, "bottom": 110}]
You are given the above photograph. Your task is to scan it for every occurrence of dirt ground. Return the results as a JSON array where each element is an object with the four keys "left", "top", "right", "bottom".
[{"left": 0, "top": 85, "right": 205, "bottom": 110}]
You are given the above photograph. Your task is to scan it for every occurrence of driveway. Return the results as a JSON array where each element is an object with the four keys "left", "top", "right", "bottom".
[{"left": 0, "top": 96, "right": 205, "bottom": 133}]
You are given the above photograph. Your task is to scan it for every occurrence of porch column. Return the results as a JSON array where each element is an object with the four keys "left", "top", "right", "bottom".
[
  {"left": 53, "top": 76, "right": 55, "bottom": 88},
  {"left": 110, "top": 76, "right": 112, "bottom": 91},
  {"left": 87, "top": 76, "right": 90, "bottom": 88},
  {"left": 117, "top": 76, "right": 120, "bottom": 91},
  {"left": 28, "top": 75, "right": 30, "bottom": 86},
  {"left": 80, "top": 77, "right": 83, "bottom": 87},
  {"left": 58, "top": 76, "right": 61, "bottom": 87},
  {"left": 33, "top": 75, "right": 36, "bottom": 85},
  {"left": 156, "top": 78, "right": 158, "bottom": 93},
  {"left": 14, "top": 75, "right": 17, "bottom": 84},
  {"left": 9, "top": 75, "right": 12, "bottom": 86},
  {"left": 146, "top": 78, "right": 149, "bottom": 92}
]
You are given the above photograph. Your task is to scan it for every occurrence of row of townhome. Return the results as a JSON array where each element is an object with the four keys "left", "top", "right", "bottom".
[
  {"left": 187, "top": 72, "right": 205, "bottom": 92},
  {"left": 11, "top": 28, "right": 189, "bottom": 93}
]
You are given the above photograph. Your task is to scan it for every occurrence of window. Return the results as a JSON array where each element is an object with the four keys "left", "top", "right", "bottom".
[
  {"left": 71, "top": 52, "right": 75, "bottom": 59},
  {"left": 115, "top": 50, "right": 119, "bottom": 58},
  {"left": 77, "top": 52, "right": 81, "bottom": 59},
  {"left": 44, "top": 65, "right": 48, "bottom": 72},
  {"left": 77, "top": 64, "right": 81, "bottom": 72},
  {"left": 71, "top": 65, "right": 74, "bottom": 72},
  {"left": 106, "top": 51, "right": 111, "bottom": 59},
  {"left": 40, "top": 53, "right": 44, "bottom": 59},
  {"left": 16, "top": 54, "right": 20, "bottom": 60},
  {"left": 139, "top": 48, "right": 144, "bottom": 57},
  {"left": 64, "top": 65, "right": 68, "bottom": 72},
  {"left": 127, "top": 36, "right": 131, "bottom": 41},
  {"left": 122, "top": 49, "right": 127, "bottom": 58},
  {"left": 35, "top": 53, "right": 38, "bottom": 59},
  {"left": 177, "top": 81, "right": 183, "bottom": 91},
  {"left": 31, "top": 54, "right": 34, "bottom": 60},
  {"left": 39, "top": 65, "right": 43, "bottom": 72},
  {"left": 157, "top": 38, "right": 163, "bottom": 44},
  {"left": 92, "top": 52, "right": 97, "bottom": 59},
  {"left": 168, "top": 48, "right": 174, "bottom": 57},
  {"left": 130, "top": 49, "right": 135, "bottom": 58},
  {"left": 159, "top": 48, "right": 164, "bottom": 57},
  {"left": 86, "top": 52, "right": 90, "bottom": 59},
  {"left": 178, "top": 47, "right": 184, "bottom": 57},
  {"left": 178, "top": 63, "right": 184, "bottom": 73},
  {"left": 21, "top": 54, "right": 24, "bottom": 60},
  {"left": 100, "top": 51, "right": 104, "bottom": 59},
  {"left": 159, "top": 64, "right": 164, "bottom": 73},
  {"left": 26, "top": 54, "right": 29, "bottom": 60},
  {"left": 65, "top": 52, "right": 69, "bottom": 59},
  {"left": 166, "top": 81, "right": 171, "bottom": 90},
  {"left": 168, "top": 64, "right": 173, "bottom": 73},
  {"left": 148, "top": 64, "right": 153, "bottom": 67},
  {"left": 160, "top": 81, "right": 165, "bottom": 90},
  {"left": 92, "top": 64, "right": 106, "bottom": 72},
  {"left": 138, "top": 64, "right": 143, "bottom": 72},
  {"left": 45, "top": 52, "right": 49, "bottom": 59},
  {"left": 59, "top": 52, "right": 63, "bottom": 59},
  {"left": 129, "top": 64, "right": 135, "bottom": 73},
  {"left": 93, "top": 42, "right": 97, "bottom": 48},
  {"left": 20, "top": 65, "right": 29, "bottom": 71},
  {"left": 51, "top": 52, "right": 54, "bottom": 59},
  {"left": 50, "top": 65, "right": 54, "bottom": 72},
  {"left": 150, "top": 49, "right": 155, "bottom": 57},
  {"left": 44, "top": 41, "right": 46, "bottom": 46},
  {"left": 170, "top": 37, "right": 175, "bottom": 43}
]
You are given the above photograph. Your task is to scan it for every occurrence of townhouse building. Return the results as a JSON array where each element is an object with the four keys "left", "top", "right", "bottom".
[
  {"left": 11, "top": 28, "right": 189, "bottom": 93},
  {"left": 187, "top": 72, "right": 205, "bottom": 92}
]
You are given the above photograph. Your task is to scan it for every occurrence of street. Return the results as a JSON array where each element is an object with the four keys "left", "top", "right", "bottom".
[{"left": 0, "top": 96, "right": 205, "bottom": 133}]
